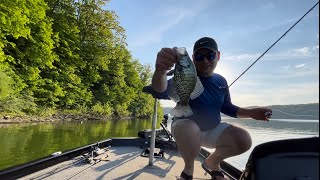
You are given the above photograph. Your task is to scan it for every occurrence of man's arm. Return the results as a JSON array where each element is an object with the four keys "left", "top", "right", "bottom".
[
  {"left": 236, "top": 107, "right": 272, "bottom": 121},
  {"left": 236, "top": 107, "right": 251, "bottom": 118},
  {"left": 152, "top": 48, "right": 177, "bottom": 93},
  {"left": 152, "top": 70, "right": 168, "bottom": 93},
  {"left": 221, "top": 79, "right": 272, "bottom": 121}
]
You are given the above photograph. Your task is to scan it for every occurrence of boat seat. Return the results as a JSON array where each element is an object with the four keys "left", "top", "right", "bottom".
[{"left": 240, "top": 137, "right": 319, "bottom": 180}]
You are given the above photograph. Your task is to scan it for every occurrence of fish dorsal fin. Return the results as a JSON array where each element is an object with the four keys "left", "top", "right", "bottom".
[
  {"left": 167, "top": 79, "right": 180, "bottom": 102},
  {"left": 190, "top": 76, "right": 204, "bottom": 100}
]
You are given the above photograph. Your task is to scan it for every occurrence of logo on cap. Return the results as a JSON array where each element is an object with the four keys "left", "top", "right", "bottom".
[{"left": 199, "top": 41, "right": 207, "bottom": 45}]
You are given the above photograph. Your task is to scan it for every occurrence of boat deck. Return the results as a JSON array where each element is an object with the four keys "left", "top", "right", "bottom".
[{"left": 23, "top": 146, "right": 212, "bottom": 180}]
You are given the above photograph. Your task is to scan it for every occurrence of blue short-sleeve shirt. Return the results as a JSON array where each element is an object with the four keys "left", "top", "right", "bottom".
[{"left": 156, "top": 73, "right": 239, "bottom": 131}]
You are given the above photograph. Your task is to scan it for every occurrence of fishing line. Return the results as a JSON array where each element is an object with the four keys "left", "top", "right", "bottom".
[
  {"left": 272, "top": 108, "right": 319, "bottom": 118},
  {"left": 228, "top": 1, "right": 319, "bottom": 88}
]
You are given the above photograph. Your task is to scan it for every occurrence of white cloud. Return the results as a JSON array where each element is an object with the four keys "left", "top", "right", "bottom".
[
  {"left": 281, "top": 65, "right": 290, "bottom": 71},
  {"left": 230, "top": 63, "right": 317, "bottom": 81},
  {"left": 248, "top": 17, "right": 298, "bottom": 34},
  {"left": 259, "top": 2, "right": 276, "bottom": 11},
  {"left": 130, "top": 1, "right": 214, "bottom": 48},
  {"left": 295, "top": 64, "right": 305, "bottom": 68},
  {"left": 232, "top": 82, "right": 319, "bottom": 107},
  {"left": 223, "top": 53, "right": 260, "bottom": 61},
  {"left": 289, "top": 47, "right": 311, "bottom": 55},
  {"left": 223, "top": 46, "right": 318, "bottom": 62},
  {"left": 130, "top": 9, "right": 192, "bottom": 47},
  {"left": 247, "top": 10, "right": 318, "bottom": 35}
]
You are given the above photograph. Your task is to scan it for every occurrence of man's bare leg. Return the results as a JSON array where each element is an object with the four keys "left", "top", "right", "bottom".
[
  {"left": 172, "top": 119, "right": 201, "bottom": 178},
  {"left": 204, "top": 125, "right": 252, "bottom": 180}
]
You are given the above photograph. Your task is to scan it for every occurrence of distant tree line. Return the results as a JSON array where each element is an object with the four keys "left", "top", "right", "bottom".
[
  {"left": 0, "top": 0, "right": 162, "bottom": 118},
  {"left": 267, "top": 103, "right": 319, "bottom": 120}
]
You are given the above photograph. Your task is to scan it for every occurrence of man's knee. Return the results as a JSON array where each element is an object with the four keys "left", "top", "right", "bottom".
[
  {"left": 172, "top": 119, "right": 201, "bottom": 138},
  {"left": 219, "top": 126, "right": 252, "bottom": 153},
  {"left": 234, "top": 127, "right": 252, "bottom": 152}
]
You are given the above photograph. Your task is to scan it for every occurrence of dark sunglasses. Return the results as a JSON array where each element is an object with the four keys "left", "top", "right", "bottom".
[{"left": 194, "top": 52, "right": 216, "bottom": 61}]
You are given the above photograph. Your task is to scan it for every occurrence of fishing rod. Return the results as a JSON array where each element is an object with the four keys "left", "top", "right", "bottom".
[
  {"left": 228, "top": 1, "right": 319, "bottom": 88},
  {"left": 271, "top": 109, "right": 319, "bottom": 118}
]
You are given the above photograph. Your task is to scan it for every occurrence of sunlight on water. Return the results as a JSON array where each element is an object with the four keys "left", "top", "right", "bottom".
[
  {"left": 206, "top": 118, "right": 319, "bottom": 170},
  {"left": 167, "top": 117, "right": 319, "bottom": 170}
]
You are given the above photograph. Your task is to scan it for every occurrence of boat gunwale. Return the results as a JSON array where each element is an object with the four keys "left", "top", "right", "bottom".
[
  {"left": 0, "top": 138, "right": 112, "bottom": 180},
  {"left": 0, "top": 137, "right": 242, "bottom": 180}
]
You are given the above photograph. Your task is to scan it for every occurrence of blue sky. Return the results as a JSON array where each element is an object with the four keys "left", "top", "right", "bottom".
[{"left": 105, "top": 0, "right": 319, "bottom": 107}]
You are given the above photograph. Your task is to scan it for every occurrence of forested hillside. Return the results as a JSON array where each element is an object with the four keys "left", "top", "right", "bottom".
[
  {"left": 0, "top": 0, "right": 162, "bottom": 118},
  {"left": 266, "top": 103, "right": 319, "bottom": 120}
]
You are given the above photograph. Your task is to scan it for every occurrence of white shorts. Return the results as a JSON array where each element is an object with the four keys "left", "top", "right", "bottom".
[{"left": 171, "top": 119, "right": 231, "bottom": 148}]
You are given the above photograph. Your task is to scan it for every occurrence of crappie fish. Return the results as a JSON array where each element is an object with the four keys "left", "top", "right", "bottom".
[{"left": 167, "top": 47, "right": 204, "bottom": 117}]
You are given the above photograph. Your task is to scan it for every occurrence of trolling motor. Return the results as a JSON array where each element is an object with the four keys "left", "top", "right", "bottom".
[
  {"left": 160, "top": 114, "right": 174, "bottom": 141},
  {"left": 137, "top": 114, "right": 173, "bottom": 141},
  {"left": 138, "top": 114, "right": 175, "bottom": 158},
  {"left": 162, "top": 114, "right": 169, "bottom": 127}
]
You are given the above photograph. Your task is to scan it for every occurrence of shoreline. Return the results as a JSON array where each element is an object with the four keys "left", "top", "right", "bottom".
[{"left": 0, "top": 114, "right": 137, "bottom": 124}]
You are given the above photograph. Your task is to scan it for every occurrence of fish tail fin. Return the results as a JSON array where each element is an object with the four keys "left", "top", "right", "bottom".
[{"left": 171, "top": 102, "right": 193, "bottom": 118}]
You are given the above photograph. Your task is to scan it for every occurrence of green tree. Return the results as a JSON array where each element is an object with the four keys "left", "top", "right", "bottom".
[
  {"left": 127, "top": 62, "right": 155, "bottom": 118},
  {"left": 0, "top": 0, "right": 54, "bottom": 113},
  {"left": 45, "top": 0, "right": 92, "bottom": 109},
  {"left": 76, "top": 0, "right": 125, "bottom": 86},
  {"left": 0, "top": 0, "right": 160, "bottom": 118}
]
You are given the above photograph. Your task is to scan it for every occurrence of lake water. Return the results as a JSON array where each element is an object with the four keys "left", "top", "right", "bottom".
[
  {"left": 0, "top": 118, "right": 154, "bottom": 170},
  {"left": 0, "top": 118, "right": 318, "bottom": 171},
  {"left": 218, "top": 118, "right": 319, "bottom": 170}
]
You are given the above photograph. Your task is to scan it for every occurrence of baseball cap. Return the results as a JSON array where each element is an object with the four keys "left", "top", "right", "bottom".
[{"left": 193, "top": 37, "right": 218, "bottom": 53}]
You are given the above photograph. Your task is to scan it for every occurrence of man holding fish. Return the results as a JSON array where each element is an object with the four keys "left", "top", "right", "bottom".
[{"left": 152, "top": 37, "right": 272, "bottom": 180}]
